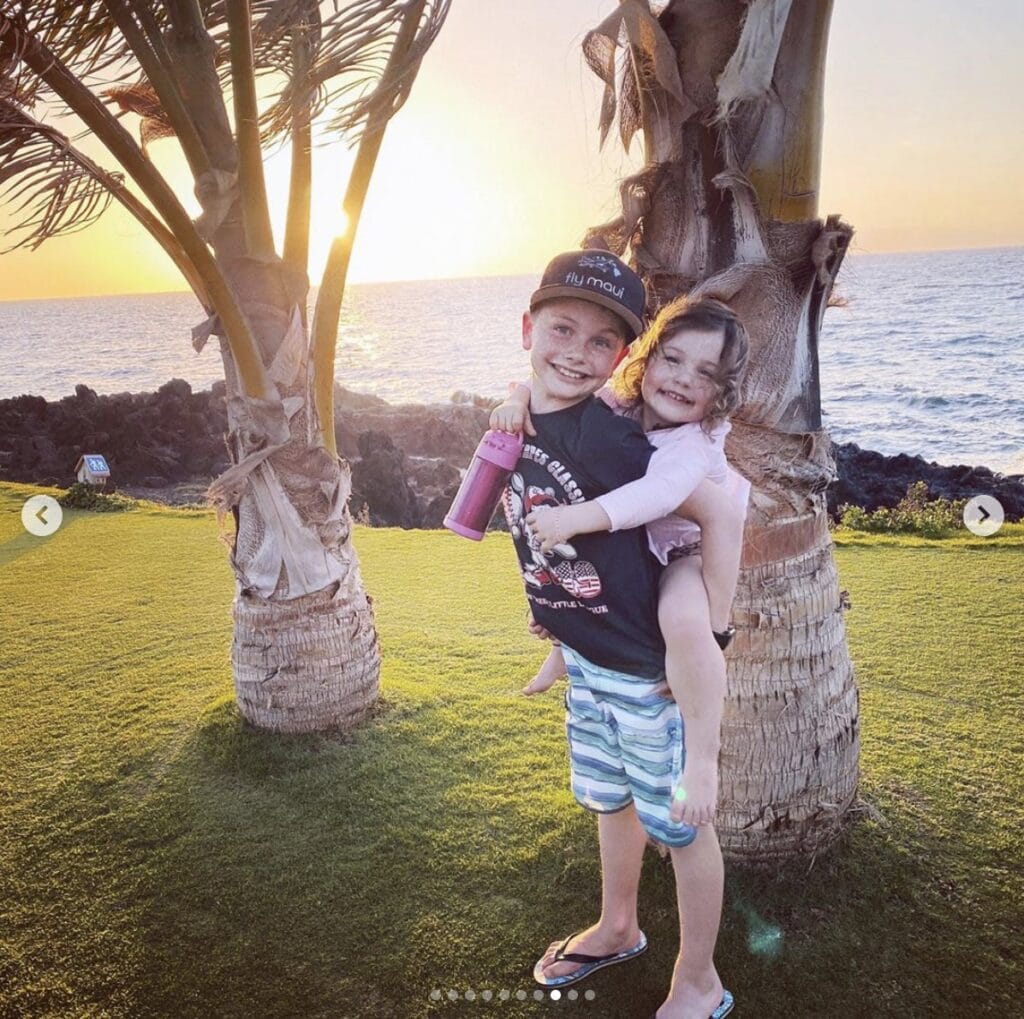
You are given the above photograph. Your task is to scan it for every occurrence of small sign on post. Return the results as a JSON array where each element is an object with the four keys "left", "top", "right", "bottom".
[{"left": 74, "top": 454, "right": 111, "bottom": 486}]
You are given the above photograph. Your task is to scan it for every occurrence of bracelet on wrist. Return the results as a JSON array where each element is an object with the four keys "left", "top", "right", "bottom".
[{"left": 713, "top": 625, "right": 736, "bottom": 651}]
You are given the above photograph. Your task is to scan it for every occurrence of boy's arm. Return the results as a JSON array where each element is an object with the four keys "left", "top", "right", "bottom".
[
  {"left": 674, "top": 478, "right": 746, "bottom": 633},
  {"left": 489, "top": 382, "right": 535, "bottom": 435}
]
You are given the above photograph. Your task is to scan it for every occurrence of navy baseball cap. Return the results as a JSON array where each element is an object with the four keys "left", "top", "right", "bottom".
[{"left": 530, "top": 249, "right": 647, "bottom": 341}]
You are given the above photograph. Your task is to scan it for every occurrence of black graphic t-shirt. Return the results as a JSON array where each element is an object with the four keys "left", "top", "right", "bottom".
[{"left": 503, "top": 395, "right": 665, "bottom": 679}]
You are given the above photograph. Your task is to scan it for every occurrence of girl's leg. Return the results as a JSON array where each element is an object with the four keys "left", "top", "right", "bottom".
[
  {"left": 655, "top": 826, "right": 726, "bottom": 1019},
  {"left": 523, "top": 643, "right": 567, "bottom": 695},
  {"left": 674, "top": 479, "right": 746, "bottom": 633},
  {"left": 659, "top": 557, "right": 725, "bottom": 828}
]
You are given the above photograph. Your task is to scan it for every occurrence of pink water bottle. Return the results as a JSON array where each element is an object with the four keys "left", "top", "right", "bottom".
[{"left": 444, "top": 429, "right": 524, "bottom": 540}]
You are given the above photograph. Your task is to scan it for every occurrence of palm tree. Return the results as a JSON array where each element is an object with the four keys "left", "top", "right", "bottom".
[
  {"left": 580, "top": 0, "right": 857, "bottom": 860},
  {"left": 0, "top": 0, "right": 451, "bottom": 732}
]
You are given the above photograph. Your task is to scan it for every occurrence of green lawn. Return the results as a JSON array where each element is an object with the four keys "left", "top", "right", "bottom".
[{"left": 1, "top": 481, "right": 1021, "bottom": 1017}]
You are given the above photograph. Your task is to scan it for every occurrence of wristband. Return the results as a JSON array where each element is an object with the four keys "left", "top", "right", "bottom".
[{"left": 713, "top": 625, "right": 736, "bottom": 651}]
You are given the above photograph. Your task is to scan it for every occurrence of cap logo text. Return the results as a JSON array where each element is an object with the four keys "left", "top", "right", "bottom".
[{"left": 565, "top": 270, "right": 624, "bottom": 300}]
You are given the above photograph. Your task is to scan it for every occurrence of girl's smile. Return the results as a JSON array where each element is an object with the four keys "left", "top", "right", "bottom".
[{"left": 640, "top": 329, "right": 725, "bottom": 431}]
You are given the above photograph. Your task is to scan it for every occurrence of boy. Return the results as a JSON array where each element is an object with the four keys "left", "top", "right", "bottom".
[{"left": 503, "top": 250, "right": 733, "bottom": 1019}]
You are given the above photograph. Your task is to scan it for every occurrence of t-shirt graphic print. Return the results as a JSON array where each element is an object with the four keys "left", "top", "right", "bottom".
[{"left": 503, "top": 396, "right": 666, "bottom": 680}]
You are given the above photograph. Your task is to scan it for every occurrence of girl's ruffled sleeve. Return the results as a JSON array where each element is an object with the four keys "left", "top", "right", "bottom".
[{"left": 595, "top": 426, "right": 714, "bottom": 531}]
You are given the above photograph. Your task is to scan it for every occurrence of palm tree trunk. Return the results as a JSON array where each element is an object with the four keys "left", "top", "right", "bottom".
[
  {"left": 202, "top": 251, "right": 380, "bottom": 734},
  {"left": 583, "top": 0, "right": 858, "bottom": 859}
]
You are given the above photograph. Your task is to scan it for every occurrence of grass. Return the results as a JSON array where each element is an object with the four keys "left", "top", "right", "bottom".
[{"left": 1, "top": 480, "right": 1021, "bottom": 1018}]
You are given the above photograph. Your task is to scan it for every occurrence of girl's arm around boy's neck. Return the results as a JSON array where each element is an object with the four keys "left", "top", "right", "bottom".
[{"left": 490, "top": 381, "right": 536, "bottom": 436}]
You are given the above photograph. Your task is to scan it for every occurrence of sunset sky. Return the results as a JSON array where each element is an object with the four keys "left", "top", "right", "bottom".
[{"left": 0, "top": 0, "right": 1022, "bottom": 301}]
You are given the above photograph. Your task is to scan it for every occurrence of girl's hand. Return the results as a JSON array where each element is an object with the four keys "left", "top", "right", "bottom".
[
  {"left": 525, "top": 505, "right": 578, "bottom": 552},
  {"left": 489, "top": 399, "right": 536, "bottom": 436},
  {"left": 669, "top": 759, "right": 719, "bottom": 827}
]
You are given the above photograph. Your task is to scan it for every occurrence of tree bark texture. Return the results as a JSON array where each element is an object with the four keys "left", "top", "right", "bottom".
[{"left": 583, "top": 0, "right": 857, "bottom": 860}]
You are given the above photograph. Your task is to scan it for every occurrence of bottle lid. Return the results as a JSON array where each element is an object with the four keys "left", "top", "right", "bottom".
[{"left": 476, "top": 429, "right": 524, "bottom": 470}]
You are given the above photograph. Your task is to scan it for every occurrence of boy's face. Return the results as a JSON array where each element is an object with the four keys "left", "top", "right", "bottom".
[{"left": 522, "top": 299, "right": 628, "bottom": 413}]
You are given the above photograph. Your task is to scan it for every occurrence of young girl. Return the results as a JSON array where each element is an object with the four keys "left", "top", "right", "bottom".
[{"left": 490, "top": 295, "right": 750, "bottom": 827}]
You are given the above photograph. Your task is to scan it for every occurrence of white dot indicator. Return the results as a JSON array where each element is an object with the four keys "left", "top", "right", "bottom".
[
  {"left": 585, "top": 989, "right": 597, "bottom": 1001},
  {"left": 550, "top": 989, "right": 562, "bottom": 1000},
  {"left": 499, "top": 990, "right": 510, "bottom": 1000},
  {"left": 429, "top": 989, "right": 441, "bottom": 1000}
]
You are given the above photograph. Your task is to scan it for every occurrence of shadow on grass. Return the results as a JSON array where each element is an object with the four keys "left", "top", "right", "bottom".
[{"left": 88, "top": 697, "right": 1020, "bottom": 1019}]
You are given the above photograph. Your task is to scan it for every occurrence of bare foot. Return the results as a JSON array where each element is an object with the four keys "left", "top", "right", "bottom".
[
  {"left": 654, "top": 966, "right": 726, "bottom": 1019},
  {"left": 522, "top": 651, "right": 566, "bottom": 696},
  {"left": 670, "top": 759, "right": 719, "bottom": 828},
  {"left": 535, "top": 922, "right": 643, "bottom": 982}
]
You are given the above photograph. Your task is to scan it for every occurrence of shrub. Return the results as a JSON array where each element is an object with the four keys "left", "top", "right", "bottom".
[
  {"left": 58, "top": 482, "right": 137, "bottom": 513},
  {"left": 839, "top": 482, "right": 966, "bottom": 538}
]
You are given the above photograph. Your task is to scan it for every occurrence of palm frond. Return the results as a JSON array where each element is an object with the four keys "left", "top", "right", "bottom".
[
  {"left": 1, "top": 1, "right": 139, "bottom": 92},
  {"left": 0, "top": 98, "right": 120, "bottom": 250},
  {"left": 201, "top": 0, "right": 451, "bottom": 147},
  {"left": 104, "top": 81, "right": 176, "bottom": 152}
]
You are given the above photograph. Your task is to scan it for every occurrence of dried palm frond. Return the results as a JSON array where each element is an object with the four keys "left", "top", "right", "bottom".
[
  {"left": 104, "top": 80, "right": 175, "bottom": 151},
  {"left": 714, "top": 0, "right": 794, "bottom": 123},
  {"left": 202, "top": 0, "right": 451, "bottom": 146},
  {"left": 1, "top": 0, "right": 140, "bottom": 93},
  {"left": 0, "top": 98, "right": 121, "bottom": 250},
  {"left": 582, "top": 0, "right": 690, "bottom": 155}
]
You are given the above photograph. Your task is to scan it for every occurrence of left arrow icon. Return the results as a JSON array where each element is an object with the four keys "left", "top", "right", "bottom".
[{"left": 22, "top": 495, "right": 63, "bottom": 537}]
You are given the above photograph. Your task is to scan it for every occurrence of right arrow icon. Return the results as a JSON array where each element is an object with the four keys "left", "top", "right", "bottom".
[{"left": 964, "top": 495, "right": 1004, "bottom": 537}]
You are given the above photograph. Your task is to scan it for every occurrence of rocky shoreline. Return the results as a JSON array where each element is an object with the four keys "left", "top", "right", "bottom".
[{"left": 1, "top": 380, "right": 1021, "bottom": 526}]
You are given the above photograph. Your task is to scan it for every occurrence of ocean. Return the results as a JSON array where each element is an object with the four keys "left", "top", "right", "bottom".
[{"left": 1, "top": 247, "right": 1021, "bottom": 474}]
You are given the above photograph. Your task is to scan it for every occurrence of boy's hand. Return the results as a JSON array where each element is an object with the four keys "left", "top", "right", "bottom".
[
  {"left": 525, "top": 505, "right": 578, "bottom": 551},
  {"left": 527, "top": 614, "right": 552, "bottom": 641},
  {"left": 670, "top": 758, "right": 719, "bottom": 827}
]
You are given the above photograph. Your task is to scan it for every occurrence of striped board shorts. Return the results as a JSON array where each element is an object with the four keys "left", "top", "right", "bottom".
[{"left": 561, "top": 646, "right": 697, "bottom": 849}]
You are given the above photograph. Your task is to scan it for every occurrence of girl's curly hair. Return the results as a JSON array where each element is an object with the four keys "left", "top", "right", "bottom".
[{"left": 610, "top": 295, "right": 749, "bottom": 432}]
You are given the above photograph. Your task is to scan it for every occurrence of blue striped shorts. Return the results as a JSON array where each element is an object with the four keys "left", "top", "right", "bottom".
[{"left": 562, "top": 646, "right": 697, "bottom": 849}]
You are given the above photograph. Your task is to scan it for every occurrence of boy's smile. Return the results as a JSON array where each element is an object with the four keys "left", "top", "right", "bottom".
[{"left": 523, "top": 299, "right": 628, "bottom": 413}]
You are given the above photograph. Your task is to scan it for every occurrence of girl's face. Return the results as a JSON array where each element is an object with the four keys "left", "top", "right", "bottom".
[{"left": 640, "top": 327, "right": 725, "bottom": 430}]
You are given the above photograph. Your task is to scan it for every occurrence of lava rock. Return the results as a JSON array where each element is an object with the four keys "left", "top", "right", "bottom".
[
  {"left": 350, "top": 431, "right": 420, "bottom": 528},
  {"left": 829, "top": 442, "right": 1024, "bottom": 521}
]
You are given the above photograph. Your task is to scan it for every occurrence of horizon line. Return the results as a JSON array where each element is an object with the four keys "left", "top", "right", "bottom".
[{"left": 1, "top": 241, "right": 1022, "bottom": 305}]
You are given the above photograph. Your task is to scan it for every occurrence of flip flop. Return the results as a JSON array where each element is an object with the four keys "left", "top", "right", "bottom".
[
  {"left": 532, "top": 929, "right": 648, "bottom": 988},
  {"left": 649, "top": 989, "right": 734, "bottom": 1019},
  {"left": 712, "top": 991, "right": 735, "bottom": 1018}
]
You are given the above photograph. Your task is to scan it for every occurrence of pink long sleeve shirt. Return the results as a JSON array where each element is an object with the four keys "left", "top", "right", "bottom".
[{"left": 594, "top": 389, "right": 751, "bottom": 565}]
